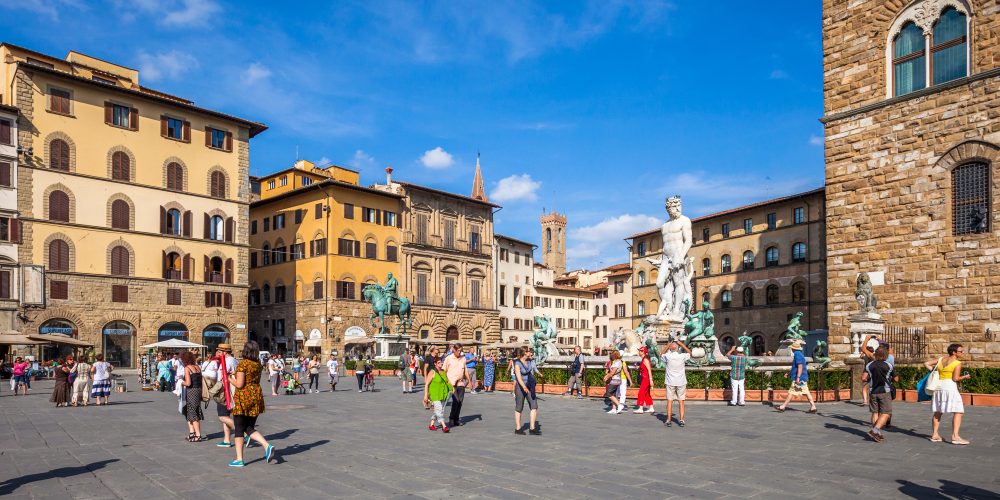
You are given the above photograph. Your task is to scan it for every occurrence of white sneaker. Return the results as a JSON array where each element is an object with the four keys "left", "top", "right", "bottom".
[
  {"left": 607, "top": 408, "right": 618, "bottom": 414},
  {"left": 633, "top": 408, "right": 644, "bottom": 414},
  {"left": 615, "top": 405, "right": 625, "bottom": 414}
]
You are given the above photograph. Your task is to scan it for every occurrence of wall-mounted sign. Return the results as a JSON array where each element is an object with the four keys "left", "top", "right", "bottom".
[
  {"left": 309, "top": 329, "right": 322, "bottom": 340},
  {"left": 345, "top": 326, "right": 366, "bottom": 337}
]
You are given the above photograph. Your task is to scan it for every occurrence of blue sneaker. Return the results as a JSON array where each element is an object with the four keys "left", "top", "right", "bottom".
[
  {"left": 217, "top": 441, "right": 234, "bottom": 448},
  {"left": 265, "top": 445, "right": 275, "bottom": 463},
  {"left": 228, "top": 460, "right": 245, "bottom": 468}
]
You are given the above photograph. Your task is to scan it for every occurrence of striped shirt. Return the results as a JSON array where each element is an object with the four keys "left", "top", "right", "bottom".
[{"left": 729, "top": 354, "right": 747, "bottom": 381}]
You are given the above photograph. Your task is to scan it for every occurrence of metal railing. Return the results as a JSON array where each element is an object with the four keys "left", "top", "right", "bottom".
[{"left": 883, "top": 325, "right": 927, "bottom": 361}]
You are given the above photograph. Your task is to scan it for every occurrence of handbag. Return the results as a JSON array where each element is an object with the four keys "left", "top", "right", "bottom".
[
  {"left": 925, "top": 359, "right": 942, "bottom": 393},
  {"left": 200, "top": 373, "right": 211, "bottom": 402}
]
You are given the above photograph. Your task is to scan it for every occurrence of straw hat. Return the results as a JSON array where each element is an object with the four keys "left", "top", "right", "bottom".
[
  {"left": 217, "top": 343, "right": 232, "bottom": 352},
  {"left": 790, "top": 339, "right": 805, "bottom": 350}
]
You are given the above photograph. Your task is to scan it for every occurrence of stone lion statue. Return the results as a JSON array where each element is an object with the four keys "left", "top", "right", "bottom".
[{"left": 855, "top": 272, "right": 878, "bottom": 314}]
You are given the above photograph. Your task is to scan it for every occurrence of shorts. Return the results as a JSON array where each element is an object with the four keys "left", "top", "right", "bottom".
[
  {"left": 515, "top": 384, "right": 537, "bottom": 413},
  {"left": 216, "top": 401, "right": 231, "bottom": 417},
  {"left": 604, "top": 382, "right": 620, "bottom": 399},
  {"left": 233, "top": 414, "right": 258, "bottom": 437},
  {"left": 869, "top": 392, "right": 892, "bottom": 414},
  {"left": 666, "top": 385, "right": 686, "bottom": 401}
]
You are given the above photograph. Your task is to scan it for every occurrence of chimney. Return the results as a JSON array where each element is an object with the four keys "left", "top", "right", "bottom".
[{"left": 385, "top": 166, "right": 393, "bottom": 185}]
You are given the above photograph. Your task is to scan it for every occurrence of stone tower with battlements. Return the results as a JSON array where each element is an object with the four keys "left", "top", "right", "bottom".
[{"left": 540, "top": 212, "right": 567, "bottom": 276}]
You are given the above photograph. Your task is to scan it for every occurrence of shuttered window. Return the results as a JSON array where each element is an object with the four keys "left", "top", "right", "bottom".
[
  {"left": 110, "top": 245, "right": 130, "bottom": 276},
  {"left": 50, "top": 139, "right": 70, "bottom": 171},
  {"left": 443, "top": 220, "right": 455, "bottom": 248},
  {"left": 416, "top": 214, "right": 428, "bottom": 244},
  {"left": 338, "top": 238, "right": 360, "bottom": 256},
  {"left": 444, "top": 276, "right": 455, "bottom": 304},
  {"left": 50, "top": 280, "right": 68, "bottom": 300},
  {"left": 386, "top": 244, "right": 398, "bottom": 262},
  {"left": 111, "top": 199, "right": 129, "bottom": 229},
  {"left": 0, "top": 270, "right": 10, "bottom": 299},
  {"left": 49, "top": 88, "right": 71, "bottom": 114},
  {"left": 470, "top": 279, "right": 481, "bottom": 308},
  {"left": 111, "top": 152, "right": 130, "bottom": 181},
  {"left": 335, "top": 281, "right": 355, "bottom": 299},
  {"left": 49, "top": 239, "right": 69, "bottom": 271},
  {"left": 49, "top": 190, "right": 70, "bottom": 222},
  {"left": 167, "top": 288, "right": 182, "bottom": 305},
  {"left": 112, "top": 284, "right": 128, "bottom": 303},
  {"left": 0, "top": 119, "right": 10, "bottom": 145},
  {"left": 166, "top": 162, "right": 184, "bottom": 190},
  {"left": 365, "top": 242, "right": 377, "bottom": 259},
  {"left": 343, "top": 203, "right": 354, "bottom": 219},
  {"left": 206, "top": 127, "right": 231, "bottom": 151},
  {"left": 315, "top": 203, "right": 324, "bottom": 219},
  {"left": 314, "top": 281, "right": 324, "bottom": 300},
  {"left": 416, "top": 274, "right": 428, "bottom": 304},
  {"left": 210, "top": 171, "right": 226, "bottom": 198},
  {"left": 310, "top": 238, "right": 327, "bottom": 257},
  {"left": 106, "top": 102, "right": 137, "bottom": 130},
  {"left": 0, "top": 162, "right": 11, "bottom": 187}
]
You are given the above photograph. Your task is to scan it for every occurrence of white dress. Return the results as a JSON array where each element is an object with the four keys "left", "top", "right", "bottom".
[{"left": 931, "top": 378, "right": 965, "bottom": 414}]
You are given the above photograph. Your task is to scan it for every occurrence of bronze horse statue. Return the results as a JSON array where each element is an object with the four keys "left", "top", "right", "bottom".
[{"left": 362, "top": 285, "right": 412, "bottom": 335}]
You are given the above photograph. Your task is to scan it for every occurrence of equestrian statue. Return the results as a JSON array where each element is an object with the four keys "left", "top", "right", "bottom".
[{"left": 363, "top": 272, "right": 413, "bottom": 335}]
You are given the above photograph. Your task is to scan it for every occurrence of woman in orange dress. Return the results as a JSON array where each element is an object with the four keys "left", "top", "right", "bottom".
[{"left": 228, "top": 341, "right": 275, "bottom": 467}]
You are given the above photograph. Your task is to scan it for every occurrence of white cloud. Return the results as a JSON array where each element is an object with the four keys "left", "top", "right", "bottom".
[
  {"left": 315, "top": 156, "right": 332, "bottom": 167},
  {"left": 567, "top": 214, "right": 661, "bottom": 269},
  {"left": 162, "top": 0, "right": 221, "bottom": 27},
  {"left": 770, "top": 69, "right": 789, "bottom": 80},
  {"left": 420, "top": 146, "right": 454, "bottom": 169},
  {"left": 137, "top": 50, "right": 198, "bottom": 82},
  {"left": 350, "top": 150, "right": 377, "bottom": 170},
  {"left": 491, "top": 174, "right": 541, "bottom": 203},
  {"left": 809, "top": 135, "right": 824, "bottom": 146},
  {"left": 241, "top": 63, "right": 272, "bottom": 85},
  {"left": 515, "top": 122, "right": 573, "bottom": 131}
]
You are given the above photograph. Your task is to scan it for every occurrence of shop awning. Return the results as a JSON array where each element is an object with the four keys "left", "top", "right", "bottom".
[
  {"left": 141, "top": 338, "right": 207, "bottom": 349},
  {"left": 28, "top": 334, "right": 93, "bottom": 347},
  {"left": 484, "top": 342, "right": 527, "bottom": 349},
  {"left": 344, "top": 337, "right": 375, "bottom": 345},
  {"left": 304, "top": 339, "right": 323, "bottom": 348},
  {"left": 0, "top": 333, "right": 48, "bottom": 345}
]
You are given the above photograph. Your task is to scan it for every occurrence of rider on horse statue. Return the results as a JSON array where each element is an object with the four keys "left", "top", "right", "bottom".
[
  {"left": 364, "top": 273, "right": 413, "bottom": 335},
  {"left": 382, "top": 272, "right": 401, "bottom": 314}
]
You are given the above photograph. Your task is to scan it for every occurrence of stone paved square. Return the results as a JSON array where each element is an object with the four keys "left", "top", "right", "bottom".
[{"left": 1, "top": 376, "right": 998, "bottom": 499}]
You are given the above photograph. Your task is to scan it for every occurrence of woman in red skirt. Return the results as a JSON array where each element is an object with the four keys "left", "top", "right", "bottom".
[{"left": 633, "top": 346, "right": 654, "bottom": 414}]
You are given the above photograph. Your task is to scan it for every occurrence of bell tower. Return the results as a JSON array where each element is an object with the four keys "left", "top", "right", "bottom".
[{"left": 540, "top": 212, "right": 567, "bottom": 276}]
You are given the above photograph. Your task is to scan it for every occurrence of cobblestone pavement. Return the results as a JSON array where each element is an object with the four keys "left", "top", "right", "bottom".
[{"left": 1, "top": 376, "right": 998, "bottom": 499}]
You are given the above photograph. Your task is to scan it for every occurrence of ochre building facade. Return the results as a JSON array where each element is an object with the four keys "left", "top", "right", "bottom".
[
  {"left": 822, "top": 0, "right": 1000, "bottom": 364},
  {"left": 0, "top": 43, "right": 264, "bottom": 366}
]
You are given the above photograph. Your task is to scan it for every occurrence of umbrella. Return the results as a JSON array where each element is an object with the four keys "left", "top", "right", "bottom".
[
  {"left": 140, "top": 338, "right": 207, "bottom": 349},
  {"left": 28, "top": 334, "right": 92, "bottom": 347},
  {"left": 0, "top": 333, "right": 48, "bottom": 345}
]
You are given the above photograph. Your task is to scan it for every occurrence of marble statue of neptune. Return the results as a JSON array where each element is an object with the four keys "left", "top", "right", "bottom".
[{"left": 648, "top": 195, "right": 693, "bottom": 322}]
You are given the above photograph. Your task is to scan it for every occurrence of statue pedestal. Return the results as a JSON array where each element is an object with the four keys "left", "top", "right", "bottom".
[{"left": 848, "top": 312, "right": 885, "bottom": 358}]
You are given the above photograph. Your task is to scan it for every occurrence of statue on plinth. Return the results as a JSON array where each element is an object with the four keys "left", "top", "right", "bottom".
[
  {"left": 783, "top": 312, "right": 808, "bottom": 341},
  {"left": 812, "top": 341, "right": 831, "bottom": 369},
  {"left": 636, "top": 321, "right": 663, "bottom": 369},
  {"left": 363, "top": 273, "right": 413, "bottom": 335},
  {"left": 737, "top": 332, "right": 762, "bottom": 368},
  {"left": 646, "top": 195, "right": 693, "bottom": 323},
  {"left": 681, "top": 299, "right": 719, "bottom": 366},
  {"left": 530, "top": 315, "right": 558, "bottom": 364},
  {"left": 854, "top": 272, "right": 878, "bottom": 315}
]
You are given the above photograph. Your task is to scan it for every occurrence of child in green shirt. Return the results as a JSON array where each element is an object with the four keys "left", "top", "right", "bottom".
[{"left": 422, "top": 357, "right": 453, "bottom": 433}]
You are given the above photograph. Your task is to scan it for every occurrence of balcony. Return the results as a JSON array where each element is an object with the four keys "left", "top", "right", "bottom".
[
  {"left": 166, "top": 269, "right": 182, "bottom": 280},
  {"left": 209, "top": 272, "right": 223, "bottom": 283}
]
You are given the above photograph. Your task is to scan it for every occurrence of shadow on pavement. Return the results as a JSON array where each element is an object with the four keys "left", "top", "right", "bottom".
[
  {"left": 254, "top": 439, "right": 330, "bottom": 464},
  {"left": 822, "top": 412, "right": 926, "bottom": 440},
  {"left": 823, "top": 422, "right": 871, "bottom": 440},
  {"left": 266, "top": 428, "right": 298, "bottom": 441},
  {"left": 0, "top": 459, "right": 120, "bottom": 495},
  {"left": 459, "top": 414, "right": 483, "bottom": 425},
  {"left": 897, "top": 479, "right": 1000, "bottom": 499}
]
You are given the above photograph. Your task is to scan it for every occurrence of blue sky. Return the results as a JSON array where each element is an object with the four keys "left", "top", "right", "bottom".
[{"left": 2, "top": 0, "right": 824, "bottom": 270}]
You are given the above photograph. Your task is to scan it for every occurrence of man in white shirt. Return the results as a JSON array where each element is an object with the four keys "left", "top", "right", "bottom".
[
  {"left": 660, "top": 341, "right": 691, "bottom": 428},
  {"left": 267, "top": 356, "right": 283, "bottom": 396},
  {"left": 170, "top": 353, "right": 184, "bottom": 391},
  {"left": 326, "top": 355, "right": 339, "bottom": 392},
  {"left": 204, "top": 344, "right": 239, "bottom": 447}
]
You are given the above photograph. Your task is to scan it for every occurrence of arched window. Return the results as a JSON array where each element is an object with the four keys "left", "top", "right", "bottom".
[
  {"left": 111, "top": 151, "right": 130, "bottom": 181},
  {"left": 262, "top": 244, "right": 271, "bottom": 265},
  {"left": 49, "top": 239, "right": 70, "bottom": 271},
  {"left": 545, "top": 228, "right": 552, "bottom": 253},
  {"left": 209, "top": 256, "right": 224, "bottom": 282},
  {"left": 446, "top": 325, "right": 459, "bottom": 342},
  {"left": 165, "top": 252, "right": 181, "bottom": 279},
  {"left": 742, "top": 287, "right": 754, "bottom": 307},
  {"left": 210, "top": 171, "right": 226, "bottom": 198},
  {"left": 766, "top": 284, "right": 779, "bottom": 305},
  {"left": 952, "top": 162, "right": 990, "bottom": 235},
  {"left": 932, "top": 7, "right": 968, "bottom": 85},
  {"left": 165, "top": 209, "right": 181, "bottom": 235},
  {"left": 792, "top": 282, "right": 807, "bottom": 303},
  {"left": 50, "top": 139, "right": 70, "bottom": 170},
  {"left": 637, "top": 271, "right": 646, "bottom": 286},
  {"left": 721, "top": 254, "right": 731, "bottom": 273},
  {"left": 893, "top": 22, "right": 926, "bottom": 96},
  {"left": 721, "top": 290, "right": 732, "bottom": 308},
  {"left": 702, "top": 258, "right": 711, "bottom": 276},
  {"left": 701, "top": 292, "right": 710, "bottom": 307},
  {"left": 263, "top": 283, "right": 271, "bottom": 303},
  {"left": 602, "top": 305, "right": 607, "bottom": 316},
  {"left": 111, "top": 199, "right": 130, "bottom": 229},
  {"left": 209, "top": 215, "right": 225, "bottom": 241},
  {"left": 765, "top": 246, "right": 779, "bottom": 267},
  {"left": 752, "top": 335, "right": 765, "bottom": 356},
  {"left": 742, "top": 251, "right": 755, "bottom": 271},
  {"left": 110, "top": 245, "right": 130, "bottom": 276},
  {"left": 49, "top": 190, "right": 70, "bottom": 222},
  {"left": 637, "top": 301, "right": 645, "bottom": 316},
  {"left": 792, "top": 242, "right": 807, "bottom": 263},
  {"left": 166, "top": 162, "right": 184, "bottom": 191}
]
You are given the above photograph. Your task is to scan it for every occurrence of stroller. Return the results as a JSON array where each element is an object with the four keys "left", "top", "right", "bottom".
[{"left": 282, "top": 372, "right": 305, "bottom": 395}]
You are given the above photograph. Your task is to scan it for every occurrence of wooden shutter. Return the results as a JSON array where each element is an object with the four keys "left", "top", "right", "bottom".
[
  {"left": 50, "top": 140, "right": 69, "bottom": 171},
  {"left": 204, "top": 213, "right": 211, "bottom": 239},
  {"left": 11, "top": 219, "right": 21, "bottom": 244},
  {"left": 225, "top": 217, "right": 234, "bottom": 242},
  {"left": 417, "top": 274, "right": 427, "bottom": 303},
  {"left": 182, "top": 211, "right": 192, "bottom": 237},
  {"left": 49, "top": 240, "right": 68, "bottom": 271},
  {"left": 353, "top": 240, "right": 360, "bottom": 257},
  {"left": 182, "top": 254, "right": 191, "bottom": 280},
  {"left": 224, "top": 293, "right": 232, "bottom": 309},
  {"left": 210, "top": 172, "right": 220, "bottom": 198},
  {"left": 160, "top": 115, "right": 168, "bottom": 137},
  {"left": 162, "top": 250, "right": 168, "bottom": 278},
  {"left": 160, "top": 206, "right": 167, "bottom": 234},
  {"left": 204, "top": 291, "right": 211, "bottom": 307},
  {"left": 309, "top": 240, "right": 315, "bottom": 257},
  {"left": 294, "top": 209, "right": 302, "bottom": 224},
  {"left": 0, "top": 120, "right": 10, "bottom": 145},
  {"left": 104, "top": 102, "right": 113, "bottom": 124},
  {"left": 129, "top": 107, "right": 138, "bottom": 130},
  {"left": 205, "top": 126, "right": 212, "bottom": 147},
  {"left": 0, "top": 162, "right": 10, "bottom": 186},
  {"left": 203, "top": 255, "right": 210, "bottom": 282},
  {"left": 225, "top": 131, "right": 233, "bottom": 152},
  {"left": 314, "top": 281, "right": 323, "bottom": 299},
  {"left": 50, "top": 280, "right": 68, "bottom": 300},
  {"left": 376, "top": 209, "right": 382, "bottom": 225},
  {"left": 0, "top": 270, "right": 10, "bottom": 299},
  {"left": 225, "top": 258, "right": 233, "bottom": 284},
  {"left": 182, "top": 121, "right": 191, "bottom": 142},
  {"left": 315, "top": 203, "right": 323, "bottom": 219},
  {"left": 112, "top": 200, "right": 129, "bottom": 229},
  {"left": 49, "top": 191, "right": 69, "bottom": 222}
]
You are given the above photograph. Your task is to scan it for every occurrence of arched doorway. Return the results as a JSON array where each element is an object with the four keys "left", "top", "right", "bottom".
[
  {"left": 158, "top": 322, "right": 189, "bottom": 342},
  {"left": 752, "top": 334, "right": 766, "bottom": 356},
  {"left": 720, "top": 335, "right": 735, "bottom": 354},
  {"left": 446, "top": 325, "right": 459, "bottom": 342},
  {"left": 39, "top": 319, "right": 78, "bottom": 362},
  {"left": 203, "top": 324, "right": 229, "bottom": 353},
  {"left": 103, "top": 320, "right": 136, "bottom": 368}
]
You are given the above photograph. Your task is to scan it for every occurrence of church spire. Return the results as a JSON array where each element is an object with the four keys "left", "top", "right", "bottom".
[{"left": 471, "top": 152, "right": 488, "bottom": 202}]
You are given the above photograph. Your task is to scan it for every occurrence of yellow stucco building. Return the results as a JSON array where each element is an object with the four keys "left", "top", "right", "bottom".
[
  {"left": 248, "top": 160, "right": 403, "bottom": 356},
  {"left": 0, "top": 43, "right": 265, "bottom": 367}
]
